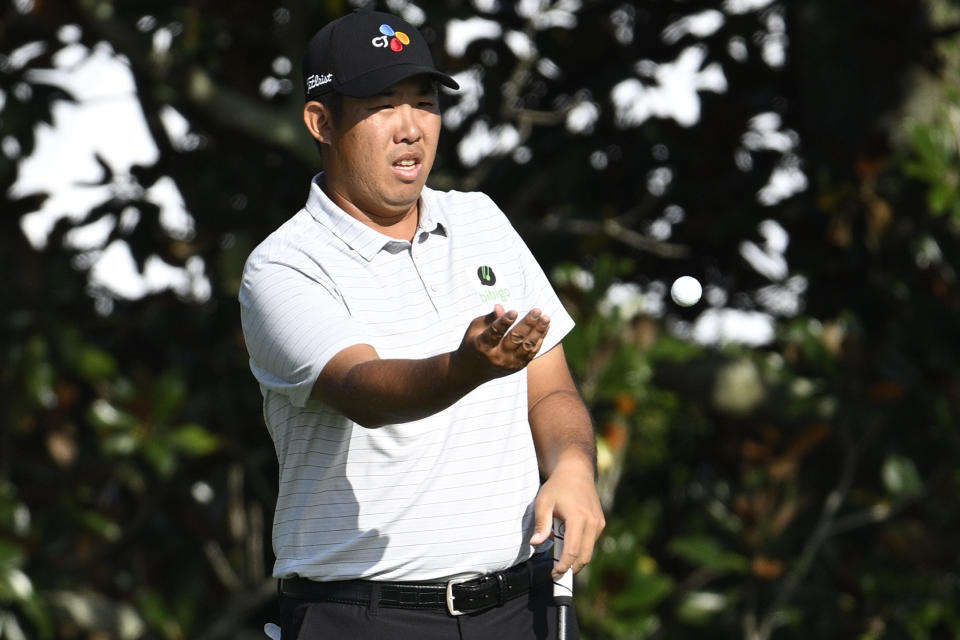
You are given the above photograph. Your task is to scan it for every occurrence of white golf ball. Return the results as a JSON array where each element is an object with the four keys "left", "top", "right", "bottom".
[{"left": 670, "top": 276, "right": 702, "bottom": 307}]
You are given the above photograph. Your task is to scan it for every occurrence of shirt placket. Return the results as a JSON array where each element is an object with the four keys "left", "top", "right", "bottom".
[{"left": 409, "top": 233, "right": 440, "bottom": 316}]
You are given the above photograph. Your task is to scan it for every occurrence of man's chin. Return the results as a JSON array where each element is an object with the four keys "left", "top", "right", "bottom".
[{"left": 386, "top": 183, "right": 426, "bottom": 206}]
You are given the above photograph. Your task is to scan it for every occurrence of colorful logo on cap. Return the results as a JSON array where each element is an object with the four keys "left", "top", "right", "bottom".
[{"left": 372, "top": 24, "right": 410, "bottom": 52}]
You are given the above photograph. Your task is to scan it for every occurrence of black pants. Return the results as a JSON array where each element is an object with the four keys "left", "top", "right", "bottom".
[{"left": 278, "top": 577, "right": 580, "bottom": 640}]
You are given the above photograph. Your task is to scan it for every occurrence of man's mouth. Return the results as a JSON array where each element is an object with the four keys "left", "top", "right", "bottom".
[{"left": 392, "top": 156, "right": 422, "bottom": 180}]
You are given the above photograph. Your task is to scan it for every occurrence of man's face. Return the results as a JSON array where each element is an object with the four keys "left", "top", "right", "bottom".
[{"left": 323, "top": 76, "right": 442, "bottom": 224}]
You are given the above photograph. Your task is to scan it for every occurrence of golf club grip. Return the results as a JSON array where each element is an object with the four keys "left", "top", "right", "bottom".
[{"left": 552, "top": 517, "right": 574, "bottom": 605}]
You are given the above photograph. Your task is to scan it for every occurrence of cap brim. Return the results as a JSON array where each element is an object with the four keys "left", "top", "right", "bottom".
[{"left": 337, "top": 64, "right": 459, "bottom": 97}]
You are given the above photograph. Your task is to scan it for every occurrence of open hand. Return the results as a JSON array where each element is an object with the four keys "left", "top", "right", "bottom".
[{"left": 453, "top": 304, "right": 551, "bottom": 383}]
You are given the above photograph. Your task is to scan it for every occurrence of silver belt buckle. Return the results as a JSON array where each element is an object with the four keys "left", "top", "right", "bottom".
[{"left": 445, "top": 575, "right": 478, "bottom": 616}]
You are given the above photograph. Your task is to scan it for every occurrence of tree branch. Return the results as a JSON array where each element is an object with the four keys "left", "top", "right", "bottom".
[
  {"left": 749, "top": 429, "right": 859, "bottom": 640},
  {"left": 826, "top": 494, "right": 919, "bottom": 538},
  {"left": 185, "top": 67, "right": 316, "bottom": 165},
  {"left": 72, "top": 0, "right": 316, "bottom": 166},
  {"left": 541, "top": 214, "right": 691, "bottom": 258}
]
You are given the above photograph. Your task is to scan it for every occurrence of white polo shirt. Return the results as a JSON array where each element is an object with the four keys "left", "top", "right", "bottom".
[{"left": 239, "top": 175, "right": 575, "bottom": 582}]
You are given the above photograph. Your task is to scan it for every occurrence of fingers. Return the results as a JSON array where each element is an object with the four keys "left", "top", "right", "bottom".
[
  {"left": 558, "top": 520, "right": 589, "bottom": 577},
  {"left": 551, "top": 516, "right": 604, "bottom": 578},
  {"left": 551, "top": 514, "right": 582, "bottom": 578},
  {"left": 503, "top": 309, "right": 550, "bottom": 354},
  {"left": 536, "top": 495, "right": 605, "bottom": 578},
  {"left": 530, "top": 489, "right": 602, "bottom": 578},
  {"left": 529, "top": 497, "right": 555, "bottom": 546},
  {"left": 458, "top": 307, "right": 551, "bottom": 382},
  {"left": 480, "top": 307, "right": 517, "bottom": 347},
  {"left": 478, "top": 308, "right": 549, "bottom": 356}
]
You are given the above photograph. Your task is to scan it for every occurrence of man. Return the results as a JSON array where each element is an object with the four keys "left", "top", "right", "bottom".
[{"left": 239, "top": 8, "right": 604, "bottom": 640}]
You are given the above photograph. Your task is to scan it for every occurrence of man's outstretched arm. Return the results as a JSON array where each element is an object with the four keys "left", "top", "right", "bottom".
[
  {"left": 526, "top": 344, "right": 606, "bottom": 578},
  {"left": 312, "top": 304, "right": 550, "bottom": 427}
]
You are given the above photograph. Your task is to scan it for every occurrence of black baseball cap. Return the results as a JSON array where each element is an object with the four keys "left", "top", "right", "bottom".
[{"left": 302, "top": 9, "right": 459, "bottom": 100}]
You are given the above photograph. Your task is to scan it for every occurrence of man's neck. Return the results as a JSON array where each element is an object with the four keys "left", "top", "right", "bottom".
[{"left": 319, "top": 176, "right": 420, "bottom": 241}]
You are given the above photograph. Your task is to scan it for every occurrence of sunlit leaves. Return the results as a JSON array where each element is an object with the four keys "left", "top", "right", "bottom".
[
  {"left": 88, "top": 388, "right": 221, "bottom": 477},
  {"left": 881, "top": 454, "right": 924, "bottom": 499},
  {"left": 0, "top": 485, "right": 50, "bottom": 639},
  {"left": 676, "top": 591, "right": 729, "bottom": 625},
  {"left": 905, "top": 120, "right": 960, "bottom": 220},
  {"left": 169, "top": 423, "right": 221, "bottom": 456}
]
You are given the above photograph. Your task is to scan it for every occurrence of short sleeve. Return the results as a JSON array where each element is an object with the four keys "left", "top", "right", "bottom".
[
  {"left": 492, "top": 200, "right": 575, "bottom": 357},
  {"left": 239, "top": 255, "right": 370, "bottom": 408}
]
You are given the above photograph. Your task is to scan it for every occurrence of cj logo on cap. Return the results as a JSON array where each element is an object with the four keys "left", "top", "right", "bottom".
[
  {"left": 477, "top": 266, "right": 496, "bottom": 286},
  {"left": 371, "top": 24, "right": 410, "bottom": 52}
]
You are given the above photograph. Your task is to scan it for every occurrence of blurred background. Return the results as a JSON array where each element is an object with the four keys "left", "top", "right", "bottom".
[{"left": 2, "top": 0, "right": 960, "bottom": 638}]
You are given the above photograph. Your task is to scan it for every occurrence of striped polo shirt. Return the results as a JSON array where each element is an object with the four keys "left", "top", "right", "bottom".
[{"left": 239, "top": 175, "right": 574, "bottom": 582}]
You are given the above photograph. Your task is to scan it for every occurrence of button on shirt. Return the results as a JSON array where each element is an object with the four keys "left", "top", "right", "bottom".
[{"left": 239, "top": 175, "right": 575, "bottom": 582}]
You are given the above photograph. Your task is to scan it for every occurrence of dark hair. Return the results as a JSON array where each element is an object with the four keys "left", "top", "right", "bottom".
[{"left": 317, "top": 91, "right": 344, "bottom": 126}]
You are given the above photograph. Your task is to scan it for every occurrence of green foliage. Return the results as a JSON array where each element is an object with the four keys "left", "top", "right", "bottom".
[
  {"left": 905, "top": 119, "right": 960, "bottom": 219},
  {"left": 667, "top": 535, "right": 749, "bottom": 575},
  {"left": 881, "top": 454, "right": 923, "bottom": 499}
]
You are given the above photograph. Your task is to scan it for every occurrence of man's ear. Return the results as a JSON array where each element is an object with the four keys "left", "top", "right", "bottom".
[{"left": 304, "top": 101, "right": 333, "bottom": 144}]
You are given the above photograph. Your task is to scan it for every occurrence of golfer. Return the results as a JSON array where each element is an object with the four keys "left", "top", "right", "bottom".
[{"left": 239, "top": 9, "right": 604, "bottom": 639}]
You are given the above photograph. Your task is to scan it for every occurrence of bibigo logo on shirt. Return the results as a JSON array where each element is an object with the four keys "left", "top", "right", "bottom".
[{"left": 473, "top": 264, "right": 511, "bottom": 304}]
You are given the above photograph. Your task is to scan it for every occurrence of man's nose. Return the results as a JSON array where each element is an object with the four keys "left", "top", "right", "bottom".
[{"left": 395, "top": 105, "right": 422, "bottom": 143}]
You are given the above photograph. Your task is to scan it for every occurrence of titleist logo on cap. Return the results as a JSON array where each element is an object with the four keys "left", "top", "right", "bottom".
[{"left": 306, "top": 73, "right": 333, "bottom": 91}]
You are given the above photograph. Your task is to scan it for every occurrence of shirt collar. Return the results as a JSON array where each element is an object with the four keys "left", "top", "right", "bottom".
[
  {"left": 417, "top": 186, "right": 448, "bottom": 240},
  {"left": 304, "top": 173, "right": 447, "bottom": 261}
]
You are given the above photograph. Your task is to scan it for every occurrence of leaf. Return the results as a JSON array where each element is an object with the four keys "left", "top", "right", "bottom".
[
  {"left": 0, "top": 541, "right": 25, "bottom": 570},
  {"left": 87, "top": 399, "right": 138, "bottom": 431},
  {"left": 168, "top": 424, "right": 220, "bottom": 457},
  {"left": 676, "top": 591, "right": 728, "bottom": 625},
  {"left": 143, "top": 440, "right": 178, "bottom": 478},
  {"left": 668, "top": 535, "right": 749, "bottom": 574},
  {"left": 0, "top": 567, "right": 33, "bottom": 601},
  {"left": 609, "top": 572, "right": 674, "bottom": 613},
  {"left": 101, "top": 432, "right": 139, "bottom": 457},
  {"left": 151, "top": 371, "right": 186, "bottom": 424},
  {"left": 929, "top": 182, "right": 957, "bottom": 214},
  {"left": 79, "top": 510, "right": 121, "bottom": 542},
  {"left": 25, "top": 360, "right": 56, "bottom": 409},
  {"left": 74, "top": 345, "right": 117, "bottom": 382},
  {"left": 882, "top": 454, "right": 923, "bottom": 498}
]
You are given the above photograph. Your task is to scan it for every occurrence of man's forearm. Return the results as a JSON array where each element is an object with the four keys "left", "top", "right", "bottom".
[
  {"left": 312, "top": 305, "right": 551, "bottom": 427},
  {"left": 529, "top": 388, "right": 597, "bottom": 479},
  {"left": 330, "top": 352, "right": 477, "bottom": 427},
  {"left": 526, "top": 367, "right": 605, "bottom": 576}
]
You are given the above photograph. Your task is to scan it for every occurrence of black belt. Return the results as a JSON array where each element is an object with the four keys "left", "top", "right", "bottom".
[{"left": 279, "top": 553, "right": 552, "bottom": 616}]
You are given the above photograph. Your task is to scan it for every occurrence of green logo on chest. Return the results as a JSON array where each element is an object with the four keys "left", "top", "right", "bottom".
[
  {"left": 479, "top": 288, "right": 511, "bottom": 303},
  {"left": 477, "top": 265, "right": 496, "bottom": 286}
]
